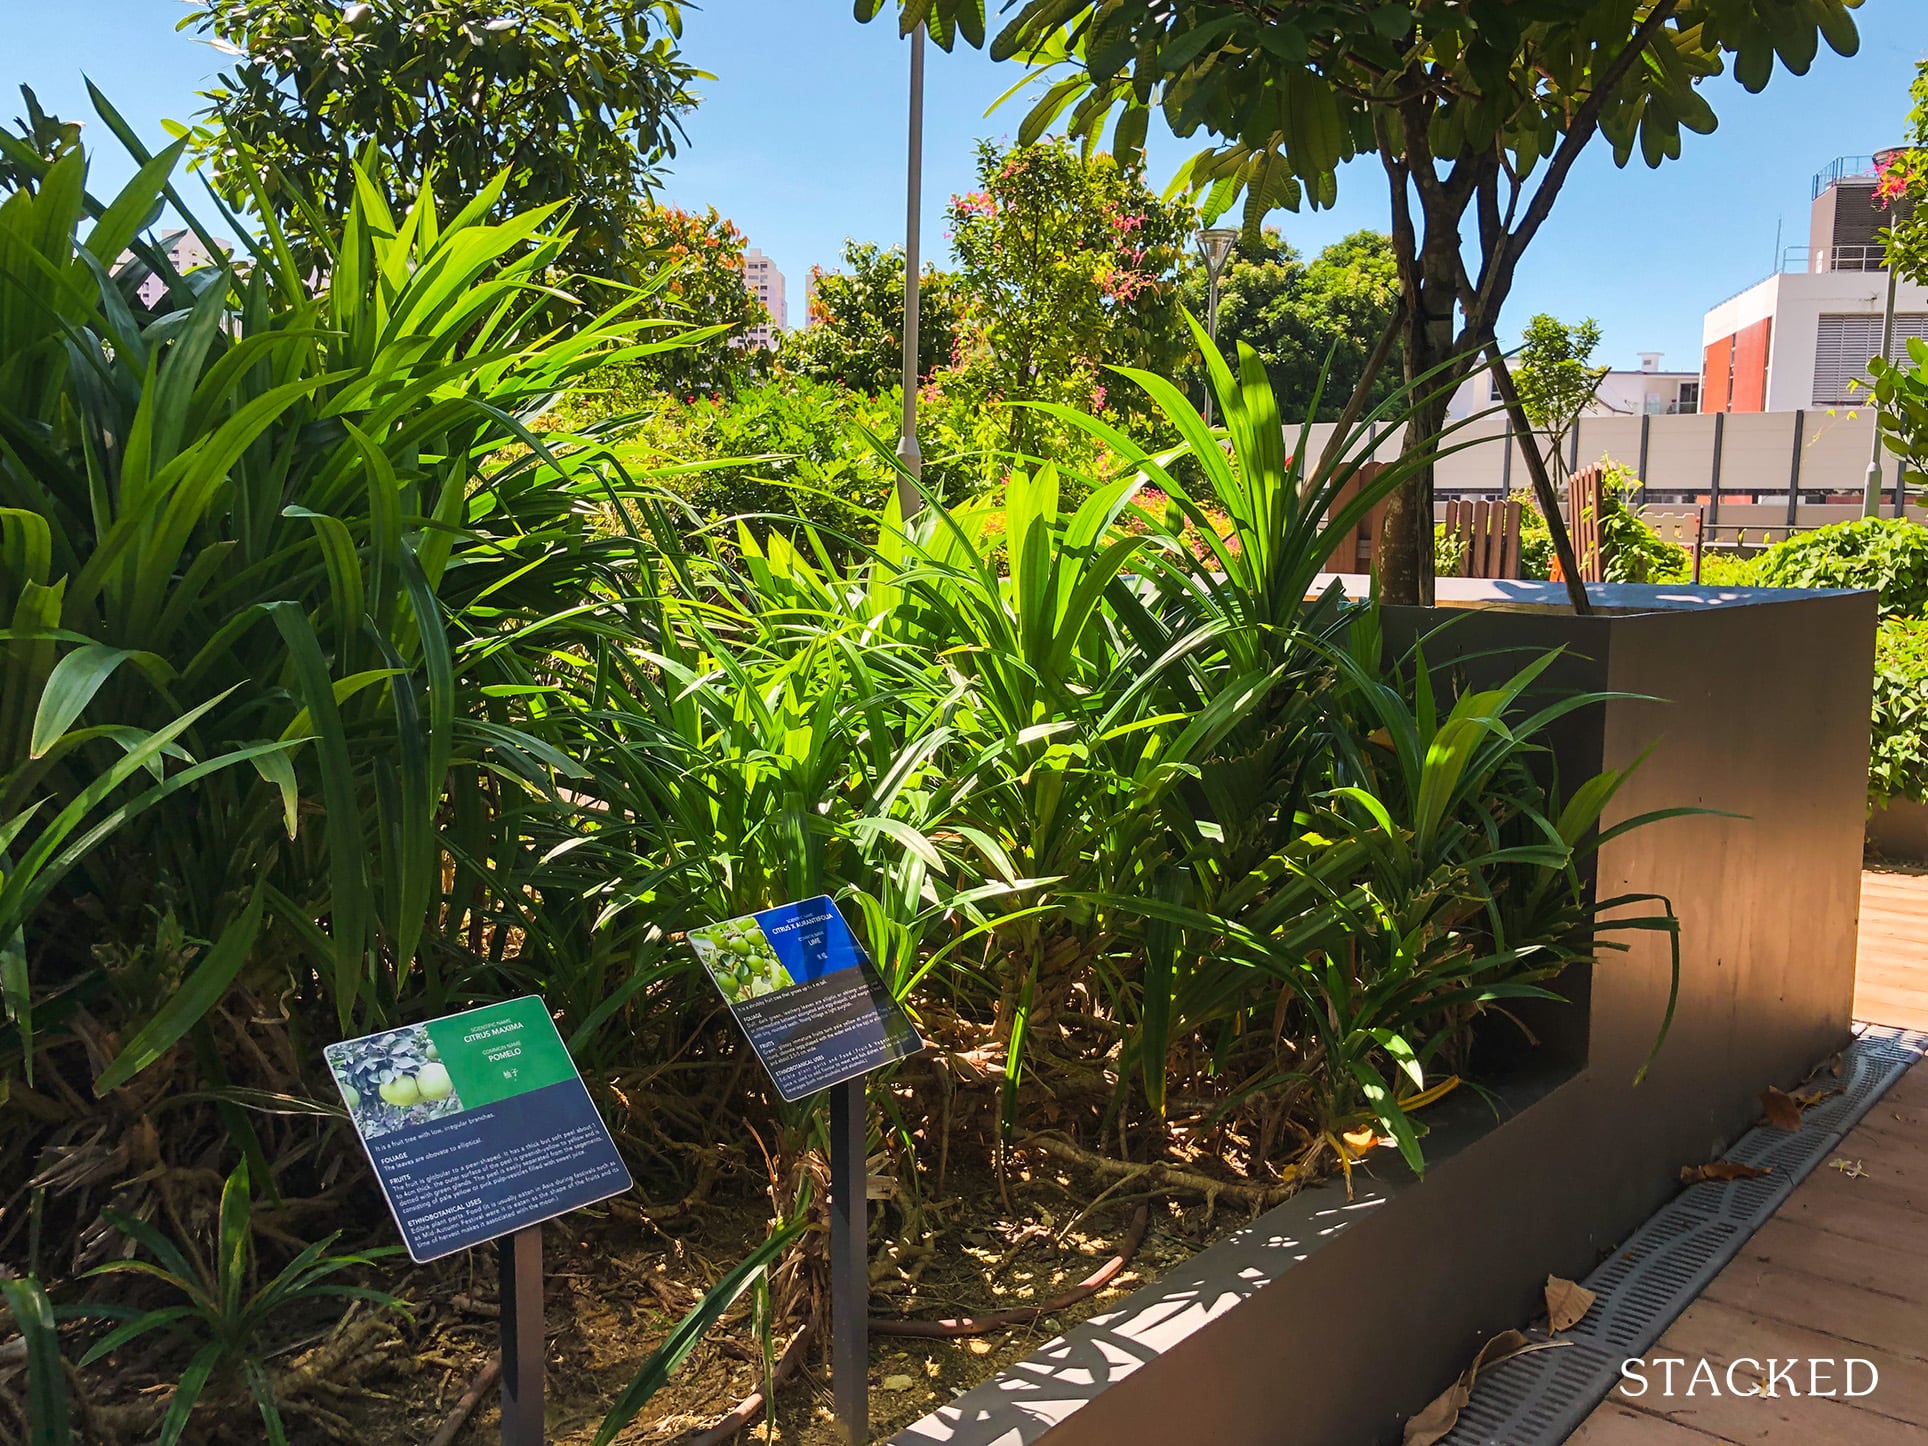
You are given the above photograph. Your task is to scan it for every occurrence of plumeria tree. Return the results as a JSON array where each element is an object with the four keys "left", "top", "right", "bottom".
[
  {"left": 947, "top": 137, "right": 1193, "bottom": 456},
  {"left": 858, "top": 0, "right": 1863, "bottom": 604}
]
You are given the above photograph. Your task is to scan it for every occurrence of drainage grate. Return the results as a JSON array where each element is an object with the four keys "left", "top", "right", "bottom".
[{"left": 1437, "top": 1023, "right": 1928, "bottom": 1445}]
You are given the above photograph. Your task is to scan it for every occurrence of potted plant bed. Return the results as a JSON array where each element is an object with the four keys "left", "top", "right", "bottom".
[{"left": 893, "top": 579, "right": 1874, "bottom": 1446}]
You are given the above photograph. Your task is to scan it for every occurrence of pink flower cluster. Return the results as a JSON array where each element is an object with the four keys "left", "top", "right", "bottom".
[{"left": 1876, "top": 152, "right": 1922, "bottom": 209}]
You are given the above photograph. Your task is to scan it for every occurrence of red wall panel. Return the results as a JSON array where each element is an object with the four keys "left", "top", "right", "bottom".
[
  {"left": 1730, "top": 317, "right": 1772, "bottom": 412},
  {"left": 1703, "top": 336, "right": 1733, "bottom": 414}
]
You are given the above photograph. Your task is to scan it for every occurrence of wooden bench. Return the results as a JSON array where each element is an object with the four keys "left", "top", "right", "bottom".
[
  {"left": 1440, "top": 497, "right": 1522, "bottom": 579},
  {"left": 1321, "top": 461, "right": 1390, "bottom": 574}
]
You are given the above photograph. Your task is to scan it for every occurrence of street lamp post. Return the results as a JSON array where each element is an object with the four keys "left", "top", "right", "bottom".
[
  {"left": 1196, "top": 227, "right": 1238, "bottom": 425},
  {"left": 1865, "top": 146, "right": 1910, "bottom": 519},
  {"left": 896, "top": 23, "right": 926, "bottom": 520}
]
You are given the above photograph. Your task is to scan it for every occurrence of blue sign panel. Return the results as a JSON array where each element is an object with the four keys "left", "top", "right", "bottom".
[{"left": 688, "top": 896, "right": 924, "bottom": 1101}]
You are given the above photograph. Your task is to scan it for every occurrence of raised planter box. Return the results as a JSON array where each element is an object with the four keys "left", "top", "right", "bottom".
[
  {"left": 893, "top": 580, "right": 1875, "bottom": 1446},
  {"left": 1868, "top": 797, "right": 1928, "bottom": 863}
]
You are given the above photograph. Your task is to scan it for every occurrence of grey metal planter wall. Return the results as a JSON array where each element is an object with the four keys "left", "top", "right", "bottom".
[
  {"left": 893, "top": 581, "right": 1875, "bottom": 1446},
  {"left": 1868, "top": 797, "right": 1928, "bottom": 863}
]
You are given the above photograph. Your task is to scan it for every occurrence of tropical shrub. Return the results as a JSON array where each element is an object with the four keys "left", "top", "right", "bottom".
[
  {"left": 1872, "top": 619, "right": 1928, "bottom": 809},
  {"left": 1595, "top": 463, "right": 1689, "bottom": 584},
  {"left": 0, "top": 113, "right": 1680, "bottom": 1437},
  {"left": 787, "top": 239, "right": 966, "bottom": 394},
  {"left": 946, "top": 136, "right": 1194, "bottom": 455},
  {"left": 1752, "top": 518, "right": 1928, "bottom": 618}
]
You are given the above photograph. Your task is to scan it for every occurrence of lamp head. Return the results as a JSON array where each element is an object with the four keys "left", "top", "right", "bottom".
[{"left": 1197, "top": 227, "right": 1239, "bottom": 276}]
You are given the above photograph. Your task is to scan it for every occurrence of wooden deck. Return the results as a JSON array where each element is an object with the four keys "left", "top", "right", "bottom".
[{"left": 1566, "top": 867, "right": 1928, "bottom": 1444}]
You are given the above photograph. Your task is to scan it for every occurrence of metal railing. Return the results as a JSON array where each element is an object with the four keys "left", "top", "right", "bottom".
[
  {"left": 1813, "top": 155, "right": 1878, "bottom": 200},
  {"left": 1778, "top": 243, "right": 1888, "bottom": 275}
]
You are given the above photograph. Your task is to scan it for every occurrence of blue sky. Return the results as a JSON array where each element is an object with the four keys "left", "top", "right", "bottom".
[{"left": 11, "top": 1, "right": 1926, "bottom": 370}]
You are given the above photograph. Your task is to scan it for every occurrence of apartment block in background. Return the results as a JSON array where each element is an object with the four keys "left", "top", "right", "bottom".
[
  {"left": 741, "top": 247, "right": 786, "bottom": 349},
  {"left": 1702, "top": 154, "right": 1928, "bottom": 412}
]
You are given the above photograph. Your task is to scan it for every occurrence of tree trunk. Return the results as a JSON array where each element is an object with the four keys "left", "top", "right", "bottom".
[{"left": 1379, "top": 229, "right": 1465, "bottom": 605}]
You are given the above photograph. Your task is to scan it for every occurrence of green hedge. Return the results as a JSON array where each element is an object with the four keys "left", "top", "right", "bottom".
[
  {"left": 1874, "top": 618, "right": 1928, "bottom": 807},
  {"left": 1751, "top": 517, "right": 1928, "bottom": 618}
]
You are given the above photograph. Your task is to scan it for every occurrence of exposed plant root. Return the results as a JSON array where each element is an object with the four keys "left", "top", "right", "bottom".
[
  {"left": 426, "top": 1353, "right": 500, "bottom": 1446},
  {"left": 1025, "top": 1133, "right": 1304, "bottom": 1209},
  {"left": 671, "top": 1318, "right": 815, "bottom": 1446},
  {"left": 869, "top": 1202, "right": 1149, "bottom": 1338},
  {"left": 270, "top": 1311, "right": 399, "bottom": 1399}
]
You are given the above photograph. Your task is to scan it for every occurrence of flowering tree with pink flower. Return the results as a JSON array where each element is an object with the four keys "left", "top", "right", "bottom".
[
  {"left": 946, "top": 137, "right": 1193, "bottom": 457},
  {"left": 1865, "top": 63, "right": 1928, "bottom": 483}
]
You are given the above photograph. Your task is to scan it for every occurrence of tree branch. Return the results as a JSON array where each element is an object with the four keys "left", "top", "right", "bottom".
[
  {"left": 1482, "top": 339, "right": 1593, "bottom": 614},
  {"left": 1474, "top": 0, "right": 1681, "bottom": 326}
]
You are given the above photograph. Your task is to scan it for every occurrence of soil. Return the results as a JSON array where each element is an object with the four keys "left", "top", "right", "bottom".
[
  {"left": 39, "top": 1150, "right": 1272, "bottom": 1446},
  {"left": 346, "top": 1156, "right": 1240, "bottom": 1446}
]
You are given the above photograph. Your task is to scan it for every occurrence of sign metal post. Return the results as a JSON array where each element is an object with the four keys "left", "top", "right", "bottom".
[
  {"left": 323, "top": 998, "right": 633, "bottom": 1446},
  {"left": 499, "top": 1224, "right": 545, "bottom": 1445},
  {"left": 829, "top": 1078, "right": 869, "bottom": 1443},
  {"left": 685, "top": 897, "right": 923, "bottom": 1446}
]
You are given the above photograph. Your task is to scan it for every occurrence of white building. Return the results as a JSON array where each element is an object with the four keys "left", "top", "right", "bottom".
[
  {"left": 741, "top": 247, "right": 786, "bottom": 349},
  {"left": 1592, "top": 354, "right": 1701, "bottom": 416},
  {"left": 121, "top": 231, "right": 230, "bottom": 307},
  {"left": 1448, "top": 352, "right": 1699, "bottom": 422},
  {"left": 1701, "top": 155, "right": 1928, "bottom": 412}
]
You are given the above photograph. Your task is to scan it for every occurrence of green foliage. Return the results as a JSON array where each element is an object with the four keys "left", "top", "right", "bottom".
[
  {"left": 0, "top": 97, "right": 703, "bottom": 1086},
  {"left": 625, "top": 204, "right": 772, "bottom": 394},
  {"left": 1516, "top": 492, "right": 1556, "bottom": 580},
  {"left": 1751, "top": 518, "right": 1928, "bottom": 618},
  {"left": 1514, "top": 314, "right": 1608, "bottom": 483},
  {"left": 1176, "top": 229, "right": 1402, "bottom": 419},
  {"left": 786, "top": 240, "right": 964, "bottom": 394},
  {"left": 1592, "top": 461, "right": 1689, "bottom": 584},
  {"left": 1695, "top": 550, "right": 1759, "bottom": 586},
  {"left": 1872, "top": 618, "right": 1928, "bottom": 808},
  {"left": 0, "top": 87, "right": 80, "bottom": 194},
  {"left": 958, "top": 1, "right": 1861, "bottom": 225},
  {"left": 1875, "top": 62, "right": 1928, "bottom": 285},
  {"left": 0, "top": 1274, "right": 71, "bottom": 1445},
  {"left": 182, "top": 0, "right": 702, "bottom": 277},
  {"left": 548, "top": 376, "right": 1025, "bottom": 537},
  {"left": 2, "top": 108, "right": 1686, "bottom": 1432},
  {"left": 1863, "top": 338, "right": 1928, "bottom": 484},
  {"left": 889, "top": 0, "right": 1861, "bottom": 598},
  {"left": 82, "top": 1160, "right": 408, "bottom": 1445},
  {"left": 947, "top": 137, "right": 1194, "bottom": 454}
]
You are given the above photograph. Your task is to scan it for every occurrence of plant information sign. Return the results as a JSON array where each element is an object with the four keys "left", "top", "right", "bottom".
[
  {"left": 689, "top": 895, "right": 923, "bottom": 1100},
  {"left": 325, "top": 997, "right": 630, "bottom": 1262}
]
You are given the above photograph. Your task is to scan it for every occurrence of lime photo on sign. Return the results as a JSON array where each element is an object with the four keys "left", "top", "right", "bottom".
[
  {"left": 690, "top": 896, "right": 922, "bottom": 1101},
  {"left": 326, "top": 997, "right": 630, "bottom": 1262}
]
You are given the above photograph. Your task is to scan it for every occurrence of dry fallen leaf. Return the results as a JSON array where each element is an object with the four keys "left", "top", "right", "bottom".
[
  {"left": 1792, "top": 1086, "right": 1842, "bottom": 1110},
  {"left": 1828, "top": 1053, "right": 1844, "bottom": 1078},
  {"left": 1829, "top": 1157, "right": 1870, "bottom": 1179},
  {"left": 1680, "top": 1159, "right": 1772, "bottom": 1185},
  {"left": 1761, "top": 1085, "right": 1803, "bottom": 1131},
  {"left": 1545, "top": 1276, "right": 1597, "bottom": 1333},
  {"left": 1403, "top": 1330, "right": 1569, "bottom": 1446}
]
